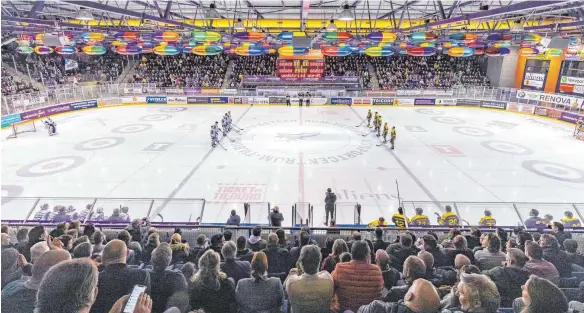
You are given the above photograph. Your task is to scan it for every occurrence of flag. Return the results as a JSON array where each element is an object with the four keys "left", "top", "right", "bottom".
[{"left": 64, "top": 58, "right": 78, "bottom": 71}]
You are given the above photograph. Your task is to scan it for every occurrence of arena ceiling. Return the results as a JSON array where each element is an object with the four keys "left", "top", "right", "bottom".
[{"left": 2, "top": 0, "right": 584, "bottom": 33}]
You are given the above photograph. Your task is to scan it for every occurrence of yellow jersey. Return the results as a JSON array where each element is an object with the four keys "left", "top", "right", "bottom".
[
  {"left": 438, "top": 211, "right": 460, "bottom": 226},
  {"left": 383, "top": 124, "right": 389, "bottom": 134},
  {"left": 367, "top": 111, "right": 372, "bottom": 119},
  {"left": 479, "top": 216, "right": 497, "bottom": 227},
  {"left": 410, "top": 214, "right": 430, "bottom": 226},
  {"left": 562, "top": 217, "right": 582, "bottom": 228},
  {"left": 392, "top": 213, "right": 411, "bottom": 228},
  {"left": 391, "top": 128, "right": 396, "bottom": 138},
  {"left": 367, "top": 219, "right": 388, "bottom": 228}
]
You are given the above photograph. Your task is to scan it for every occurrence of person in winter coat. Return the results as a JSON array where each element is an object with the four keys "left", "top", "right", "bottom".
[
  {"left": 322, "top": 239, "right": 349, "bottom": 273},
  {"left": 226, "top": 210, "right": 241, "bottom": 226},
  {"left": 220, "top": 241, "right": 251, "bottom": 285},
  {"left": 170, "top": 233, "right": 189, "bottom": 265},
  {"left": 563, "top": 239, "right": 584, "bottom": 269},
  {"left": 474, "top": 233, "right": 506, "bottom": 271},
  {"left": 385, "top": 256, "right": 427, "bottom": 302},
  {"left": 142, "top": 233, "right": 160, "bottom": 264},
  {"left": 482, "top": 248, "right": 530, "bottom": 307},
  {"left": 148, "top": 243, "right": 188, "bottom": 313},
  {"left": 262, "top": 233, "right": 292, "bottom": 276},
  {"left": 357, "top": 278, "right": 441, "bottom": 313},
  {"left": 269, "top": 206, "right": 284, "bottom": 227},
  {"left": 540, "top": 234, "right": 572, "bottom": 278},
  {"left": 386, "top": 234, "right": 417, "bottom": 272},
  {"left": 440, "top": 274, "right": 500, "bottom": 313},
  {"left": 376, "top": 249, "right": 401, "bottom": 289},
  {"left": 332, "top": 241, "right": 384, "bottom": 312},
  {"left": 235, "top": 252, "right": 284, "bottom": 313},
  {"left": 325, "top": 188, "right": 337, "bottom": 226},
  {"left": 247, "top": 227, "right": 267, "bottom": 252},
  {"left": 236, "top": 236, "right": 254, "bottom": 263},
  {"left": 189, "top": 250, "right": 236, "bottom": 313},
  {"left": 522, "top": 240, "right": 559, "bottom": 285}
]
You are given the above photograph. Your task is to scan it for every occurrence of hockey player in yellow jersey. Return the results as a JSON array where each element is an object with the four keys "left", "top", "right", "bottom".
[
  {"left": 391, "top": 207, "right": 410, "bottom": 228},
  {"left": 479, "top": 210, "right": 497, "bottom": 227},
  {"left": 562, "top": 211, "right": 582, "bottom": 227},
  {"left": 410, "top": 207, "right": 430, "bottom": 226},
  {"left": 367, "top": 109, "right": 373, "bottom": 127},
  {"left": 437, "top": 205, "right": 460, "bottom": 226},
  {"left": 367, "top": 216, "right": 388, "bottom": 228},
  {"left": 383, "top": 123, "right": 389, "bottom": 143},
  {"left": 390, "top": 126, "right": 396, "bottom": 149},
  {"left": 376, "top": 115, "right": 382, "bottom": 137}
]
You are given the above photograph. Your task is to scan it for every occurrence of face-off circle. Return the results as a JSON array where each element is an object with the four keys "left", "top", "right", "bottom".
[
  {"left": 111, "top": 124, "right": 153, "bottom": 134},
  {"left": 416, "top": 108, "right": 445, "bottom": 115},
  {"left": 16, "top": 156, "right": 85, "bottom": 177},
  {"left": 522, "top": 160, "right": 584, "bottom": 183},
  {"left": 452, "top": 126, "right": 494, "bottom": 137},
  {"left": 139, "top": 114, "right": 172, "bottom": 121},
  {"left": 74, "top": 137, "right": 125, "bottom": 151},
  {"left": 480, "top": 140, "right": 534, "bottom": 155},
  {"left": 430, "top": 116, "right": 465, "bottom": 124},
  {"left": 1, "top": 185, "right": 24, "bottom": 204},
  {"left": 159, "top": 107, "right": 187, "bottom": 113}
]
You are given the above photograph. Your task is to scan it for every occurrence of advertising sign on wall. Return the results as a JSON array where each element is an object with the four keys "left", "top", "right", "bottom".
[
  {"left": 457, "top": 99, "right": 482, "bottom": 107},
  {"left": 232, "top": 97, "right": 245, "bottom": 104},
  {"left": 481, "top": 100, "right": 507, "bottom": 110},
  {"left": 70, "top": 100, "right": 98, "bottom": 110},
  {"left": 268, "top": 96, "right": 287, "bottom": 104},
  {"left": 98, "top": 98, "right": 122, "bottom": 107},
  {"left": 20, "top": 108, "right": 47, "bottom": 121},
  {"left": 559, "top": 111, "right": 584, "bottom": 124},
  {"left": 353, "top": 98, "right": 372, "bottom": 105},
  {"left": 1, "top": 113, "right": 22, "bottom": 127},
  {"left": 534, "top": 106, "right": 562, "bottom": 119},
  {"left": 46, "top": 104, "right": 72, "bottom": 114},
  {"left": 558, "top": 76, "right": 584, "bottom": 95},
  {"left": 208, "top": 97, "right": 229, "bottom": 104},
  {"left": 435, "top": 99, "right": 457, "bottom": 105},
  {"left": 371, "top": 98, "right": 393, "bottom": 105},
  {"left": 187, "top": 97, "right": 208, "bottom": 104},
  {"left": 122, "top": 96, "right": 146, "bottom": 104},
  {"left": 330, "top": 97, "right": 352, "bottom": 105},
  {"left": 394, "top": 98, "right": 415, "bottom": 105},
  {"left": 523, "top": 72, "right": 546, "bottom": 89},
  {"left": 146, "top": 96, "right": 167, "bottom": 104},
  {"left": 516, "top": 90, "right": 584, "bottom": 107},
  {"left": 123, "top": 88, "right": 143, "bottom": 94},
  {"left": 414, "top": 98, "right": 436, "bottom": 105},
  {"left": 167, "top": 96, "right": 187, "bottom": 105},
  {"left": 249, "top": 97, "right": 269, "bottom": 105}
]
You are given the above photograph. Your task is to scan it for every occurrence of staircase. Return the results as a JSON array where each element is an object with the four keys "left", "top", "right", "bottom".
[
  {"left": 115, "top": 60, "right": 139, "bottom": 84},
  {"left": 367, "top": 64, "right": 380, "bottom": 90},
  {"left": 221, "top": 60, "right": 235, "bottom": 89},
  {"left": 2, "top": 61, "right": 46, "bottom": 91}
]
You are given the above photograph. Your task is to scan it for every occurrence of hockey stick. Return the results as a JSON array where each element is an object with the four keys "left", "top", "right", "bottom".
[
  {"left": 361, "top": 129, "right": 375, "bottom": 137},
  {"left": 232, "top": 124, "right": 244, "bottom": 130},
  {"left": 219, "top": 129, "right": 236, "bottom": 142},
  {"left": 216, "top": 140, "right": 227, "bottom": 151},
  {"left": 376, "top": 140, "right": 387, "bottom": 147},
  {"left": 355, "top": 119, "right": 367, "bottom": 127}
]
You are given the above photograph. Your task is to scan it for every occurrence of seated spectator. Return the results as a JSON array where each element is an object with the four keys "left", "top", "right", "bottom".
[
  {"left": 197, "top": 233, "right": 224, "bottom": 262},
  {"left": 348, "top": 231, "right": 363, "bottom": 251},
  {"left": 181, "top": 262, "right": 196, "bottom": 281},
  {"left": 14, "top": 228, "right": 28, "bottom": 255},
  {"left": 376, "top": 249, "right": 401, "bottom": 289},
  {"left": 223, "top": 229, "right": 233, "bottom": 242},
  {"left": 190, "top": 234, "right": 206, "bottom": 263},
  {"left": 22, "top": 225, "right": 45, "bottom": 261},
  {"left": 322, "top": 238, "right": 349, "bottom": 273},
  {"left": 483, "top": 248, "right": 530, "bottom": 307},
  {"left": 220, "top": 241, "right": 251, "bottom": 284},
  {"left": 552, "top": 222, "right": 572, "bottom": 247},
  {"left": 291, "top": 231, "right": 311, "bottom": 267},
  {"left": 422, "top": 234, "right": 445, "bottom": 267},
  {"left": 357, "top": 278, "right": 441, "bottom": 313},
  {"left": 1, "top": 248, "right": 24, "bottom": 289},
  {"left": 236, "top": 251, "right": 284, "bottom": 313},
  {"left": 340, "top": 252, "right": 352, "bottom": 263},
  {"left": 474, "top": 233, "right": 506, "bottom": 271},
  {"left": 92, "top": 231, "right": 105, "bottom": 255},
  {"left": 373, "top": 227, "right": 388, "bottom": 252},
  {"left": 149, "top": 242, "right": 188, "bottom": 313},
  {"left": 263, "top": 233, "right": 291, "bottom": 276},
  {"left": 497, "top": 228, "right": 509, "bottom": 253},
  {"left": 126, "top": 218, "right": 146, "bottom": 243},
  {"left": 418, "top": 250, "right": 443, "bottom": 286},
  {"left": 386, "top": 233, "right": 417, "bottom": 271},
  {"left": 276, "top": 228, "right": 292, "bottom": 250},
  {"left": 170, "top": 233, "right": 189, "bottom": 265},
  {"left": 540, "top": 234, "right": 571, "bottom": 277},
  {"left": 73, "top": 242, "right": 93, "bottom": 258},
  {"left": 332, "top": 240, "right": 384, "bottom": 312},
  {"left": 30, "top": 241, "right": 49, "bottom": 263},
  {"left": 517, "top": 231, "right": 534, "bottom": 252},
  {"left": 285, "top": 245, "right": 334, "bottom": 313},
  {"left": 128, "top": 241, "right": 143, "bottom": 266},
  {"left": 523, "top": 240, "right": 559, "bottom": 284},
  {"left": 90, "top": 239, "right": 151, "bottom": 313},
  {"left": 385, "top": 256, "right": 427, "bottom": 302},
  {"left": 236, "top": 235, "right": 254, "bottom": 262},
  {"left": 563, "top": 239, "right": 584, "bottom": 269},
  {"left": 248, "top": 227, "right": 267, "bottom": 252},
  {"left": 442, "top": 229, "right": 463, "bottom": 249},
  {"left": 442, "top": 273, "right": 500, "bottom": 313},
  {"left": 189, "top": 250, "right": 236, "bottom": 313},
  {"left": 466, "top": 228, "right": 482, "bottom": 251},
  {"left": 143, "top": 232, "right": 160, "bottom": 264},
  {"left": 443, "top": 235, "right": 475, "bottom": 267},
  {"left": 1, "top": 233, "right": 12, "bottom": 250},
  {"left": 513, "top": 275, "right": 568, "bottom": 313},
  {"left": 226, "top": 210, "right": 241, "bottom": 226},
  {"left": 35, "top": 259, "right": 101, "bottom": 313},
  {"left": 1, "top": 250, "right": 70, "bottom": 313}
]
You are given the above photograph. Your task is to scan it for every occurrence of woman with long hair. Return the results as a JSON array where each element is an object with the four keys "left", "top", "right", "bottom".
[
  {"left": 170, "top": 233, "right": 189, "bottom": 264},
  {"left": 321, "top": 239, "right": 349, "bottom": 273},
  {"left": 236, "top": 252, "right": 284, "bottom": 313},
  {"left": 519, "top": 275, "right": 568, "bottom": 313},
  {"left": 189, "top": 250, "right": 236, "bottom": 313}
]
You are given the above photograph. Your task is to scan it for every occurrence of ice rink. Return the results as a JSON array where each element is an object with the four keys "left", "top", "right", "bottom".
[{"left": 2, "top": 104, "right": 584, "bottom": 227}]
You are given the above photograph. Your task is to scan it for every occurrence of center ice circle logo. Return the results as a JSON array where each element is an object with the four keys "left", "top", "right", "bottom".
[{"left": 232, "top": 120, "right": 374, "bottom": 165}]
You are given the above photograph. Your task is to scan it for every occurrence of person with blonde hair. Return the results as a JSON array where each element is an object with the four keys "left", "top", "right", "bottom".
[
  {"left": 236, "top": 251, "right": 284, "bottom": 313},
  {"left": 189, "top": 249, "right": 236, "bottom": 313},
  {"left": 170, "top": 233, "right": 189, "bottom": 264},
  {"left": 442, "top": 273, "right": 500, "bottom": 313}
]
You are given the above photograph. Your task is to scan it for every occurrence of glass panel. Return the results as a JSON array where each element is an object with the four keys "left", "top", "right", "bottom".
[
  {"left": 150, "top": 199, "right": 205, "bottom": 224},
  {"left": 401, "top": 201, "right": 445, "bottom": 227},
  {"left": 293, "top": 202, "right": 312, "bottom": 227},
  {"left": 246, "top": 202, "right": 271, "bottom": 225},
  {"left": 2, "top": 198, "right": 38, "bottom": 222},
  {"left": 515, "top": 203, "right": 580, "bottom": 230},
  {"left": 29, "top": 197, "right": 95, "bottom": 222},
  {"left": 334, "top": 202, "right": 359, "bottom": 226},
  {"left": 90, "top": 198, "right": 152, "bottom": 223},
  {"left": 454, "top": 202, "right": 521, "bottom": 228}
]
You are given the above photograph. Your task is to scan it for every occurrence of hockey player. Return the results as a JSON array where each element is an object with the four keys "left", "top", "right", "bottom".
[
  {"left": 210, "top": 122, "right": 219, "bottom": 147},
  {"left": 227, "top": 111, "right": 232, "bottom": 132},
  {"left": 383, "top": 122, "right": 389, "bottom": 143},
  {"left": 221, "top": 114, "right": 228, "bottom": 136},
  {"left": 576, "top": 117, "right": 584, "bottom": 139},
  {"left": 390, "top": 126, "right": 396, "bottom": 149},
  {"left": 376, "top": 115, "right": 382, "bottom": 137},
  {"left": 373, "top": 112, "right": 379, "bottom": 125},
  {"left": 479, "top": 210, "right": 497, "bottom": 227},
  {"left": 43, "top": 117, "right": 57, "bottom": 136},
  {"left": 562, "top": 211, "right": 582, "bottom": 227},
  {"left": 410, "top": 208, "right": 430, "bottom": 226},
  {"left": 391, "top": 207, "right": 410, "bottom": 228},
  {"left": 366, "top": 109, "right": 372, "bottom": 127},
  {"left": 437, "top": 205, "right": 460, "bottom": 226}
]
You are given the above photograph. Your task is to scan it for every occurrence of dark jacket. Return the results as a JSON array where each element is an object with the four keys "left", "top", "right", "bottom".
[
  {"left": 357, "top": 300, "right": 418, "bottom": 313},
  {"left": 427, "top": 247, "right": 446, "bottom": 268},
  {"left": 381, "top": 267, "right": 401, "bottom": 289},
  {"left": 269, "top": 211, "right": 284, "bottom": 227},
  {"left": 1, "top": 279, "right": 37, "bottom": 313},
  {"left": 226, "top": 214, "right": 241, "bottom": 226},
  {"left": 434, "top": 266, "right": 458, "bottom": 286},
  {"left": 189, "top": 276, "right": 236, "bottom": 313},
  {"left": 142, "top": 243, "right": 157, "bottom": 264},
  {"left": 373, "top": 239, "right": 389, "bottom": 254},
  {"left": 263, "top": 244, "right": 292, "bottom": 274},
  {"left": 171, "top": 245, "right": 190, "bottom": 265},
  {"left": 483, "top": 266, "right": 530, "bottom": 307},
  {"left": 126, "top": 225, "right": 143, "bottom": 243},
  {"left": 325, "top": 192, "right": 337, "bottom": 211},
  {"left": 196, "top": 246, "right": 223, "bottom": 264},
  {"left": 189, "top": 246, "right": 204, "bottom": 263},
  {"left": 322, "top": 255, "right": 340, "bottom": 273},
  {"left": 90, "top": 263, "right": 151, "bottom": 313},
  {"left": 543, "top": 246, "right": 572, "bottom": 277},
  {"left": 554, "top": 231, "right": 572, "bottom": 247},
  {"left": 384, "top": 283, "right": 411, "bottom": 303},
  {"left": 247, "top": 236, "right": 267, "bottom": 252},
  {"left": 220, "top": 259, "right": 251, "bottom": 284},
  {"left": 442, "top": 248, "right": 476, "bottom": 267},
  {"left": 148, "top": 269, "right": 188, "bottom": 313},
  {"left": 386, "top": 244, "right": 417, "bottom": 271},
  {"left": 237, "top": 248, "right": 254, "bottom": 263},
  {"left": 567, "top": 252, "right": 584, "bottom": 268}
]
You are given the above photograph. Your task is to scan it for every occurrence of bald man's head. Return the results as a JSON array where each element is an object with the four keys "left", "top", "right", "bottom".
[
  {"left": 30, "top": 250, "right": 71, "bottom": 285},
  {"left": 102, "top": 239, "right": 127, "bottom": 265},
  {"left": 405, "top": 278, "right": 441, "bottom": 313},
  {"left": 268, "top": 233, "right": 278, "bottom": 245},
  {"left": 455, "top": 254, "right": 471, "bottom": 269}
]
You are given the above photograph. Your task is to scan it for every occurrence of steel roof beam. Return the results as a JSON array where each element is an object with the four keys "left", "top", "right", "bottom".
[
  {"left": 131, "top": 0, "right": 190, "bottom": 20},
  {"left": 0, "top": 15, "right": 134, "bottom": 32},
  {"left": 29, "top": 0, "right": 45, "bottom": 19},
  {"left": 164, "top": 0, "right": 173, "bottom": 19},
  {"left": 378, "top": 0, "right": 419, "bottom": 20},
  {"left": 151, "top": 0, "right": 164, "bottom": 18},
  {"left": 436, "top": 0, "right": 446, "bottom": 19},
  {"left": 244, "top": 0, "right": 265, "bottom": 19}
]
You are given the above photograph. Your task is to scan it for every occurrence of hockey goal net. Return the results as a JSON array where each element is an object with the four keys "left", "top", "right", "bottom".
[{"left": 6, "top": 120, "right": 36, "bottom": 139}]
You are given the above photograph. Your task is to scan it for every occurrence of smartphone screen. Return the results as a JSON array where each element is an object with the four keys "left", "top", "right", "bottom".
[{"left": 123, "top": 285, "right": 147, "bottom": 313}]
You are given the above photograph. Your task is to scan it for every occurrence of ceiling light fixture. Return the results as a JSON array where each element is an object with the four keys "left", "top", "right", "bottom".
[
  {"left": 337, "top": 4, "right": 355, "bottom": 21},
  {"left": 75, "top": 9, "right": 94, "bottom": 21},
  {"left": 511, "top": 20, "right": 524, "bottom": 33},
  {"left": 234, "top": 18, "right": 245, "bottom": 31},
  {"left": 327, "top": 19, "right": 338, "bottom": 31},
  {"left": 207, "top": 3, "right": 221, "bottom": 20}
]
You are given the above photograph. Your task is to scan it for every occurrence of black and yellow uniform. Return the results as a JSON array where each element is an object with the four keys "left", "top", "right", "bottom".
[
  {"left": 376, "top": 116, "right": 382, "bottom": 137},
  {"left": 392, "top": 213, "right": 411, "bottom": 228},
  {"left": 383, "top": 123, "right": 389, "bottom": 143},
  {"left": 438, "top": 211, "right": 460, "bottom": 226},
  {"left": 479, "top": 216, "right": 497, "bottom": 227},
  {"left": 562, "top": 217, "right": 582, "bottom": 227},
  {"left": 367, "top": 219, "right": 388, "bottom": 228},
  {"left": 410, "top": 214, "right": 430, "bottom": 226},
  {"left": 367, "top": 110, "right": 373, "bottom": 127},
  {"left": 390, "top": 127, "right": 396, "bottom": 149}
]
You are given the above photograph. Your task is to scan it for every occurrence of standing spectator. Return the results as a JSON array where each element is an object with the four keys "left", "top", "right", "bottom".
[
  {"left": 262, "top": 233, "right": 291, "bottom": 276},
  {"left": 236, "top": 251, "right": 284, "bottom": 313},
  {"left": 386, "top": 233, "right": 417, "bottom": 272},
  {"left": 356, "top": 278, "right": 441, "bottom": 313},
  {"left": 332, "top": 241, "right": 384, "bottom": 312},
  {"left": 285, "top": 245, "right": 334, "bottom": 313},
  {"left": 441, "top": 274, "right": 500, "bottom": 313},
  {"left": 513, "top": 275, "right": 568, "bottom": 313},
  {"left": 322, "top": 239, "right": 349, "bottom": 273},
  {"left": 149, "top": 243, "right": 188, "bottom": 313},
  {"left": 474, "top": 233, "right": 506, "bottom": 271},
  {"left": 170, "top": 233, "right": 189, "bottom": 265},
  {"left": 384, "top": 256, "right": 426, "bottom": 302},
  {"left": 564, "top": 239, "right": 584, "bottom": 269},
  {"left": 483, "top": 248, "right": 530, "bottom": 307},
  {"left": 269, "top": 206, "right": 284, "bottom": 227},
  {"left": 540, "top": 234, "right": 571, "bottom": 278},
  {"left": 1, "top": 250, "right": 71, "bottom": 313},
  {"left": 226, "top": 210, "right": 241, "bottom": 226},
  {"left": 142, "top": 232, "right": 160, "bottom": 264},
  {"left": 248, "top": 227, "right": 267, "bottom": 252},
  {"left": 90, "top": 240, "right": 151, "bottom": 313},
  {"left": 189, "top": 250, "right": 236, "bottom": 313},
  {"left": 523, "top": 240, "right": 559, "bottom": 284},
  {"left": 325, "top": 188, "right": 337, "bottom": 226},
  {"left": 220, "top": 241, "right": 251, "bottom": 284}
]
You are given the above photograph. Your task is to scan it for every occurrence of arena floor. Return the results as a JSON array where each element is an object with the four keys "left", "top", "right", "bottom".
[{"left": 2, "top": 104, "right": 583, "bottom": 226}]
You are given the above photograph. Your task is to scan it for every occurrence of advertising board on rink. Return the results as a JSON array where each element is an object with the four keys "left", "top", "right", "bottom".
[
  {"left": 167, "top": 96, "right": 188, "bottom": 105},
  {"left": 507, "top": 103, "right": 535, "bottom": 114}
]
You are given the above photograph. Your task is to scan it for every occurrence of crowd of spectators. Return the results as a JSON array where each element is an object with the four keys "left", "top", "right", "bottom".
[
  {"left": 3, "top": 218, "right": 584, "bottom": 313},
  {"left": 131, "top": 53, "right": 229, "bottom": 88},
  {"left": 1, "top": 67, "right": 39, "bottom": 95},
  {"left": 370, "top": 55, "right": 490, "bottom": 90},
  {"left": 325, "top": 55, "right": 372, "bottom": 89},
  {"left": 228, "top": 54, "right": 278, "bottom": 88}
]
